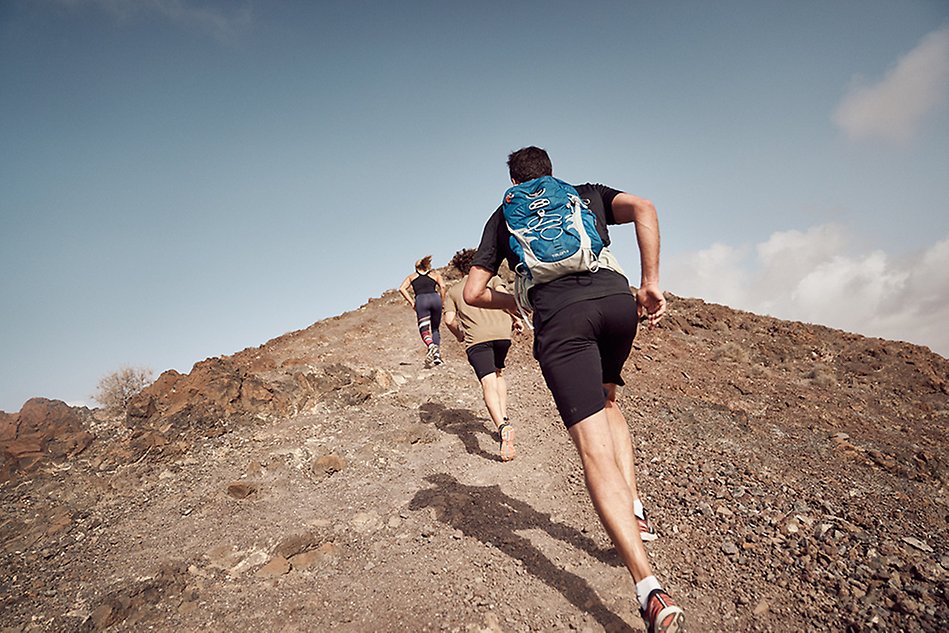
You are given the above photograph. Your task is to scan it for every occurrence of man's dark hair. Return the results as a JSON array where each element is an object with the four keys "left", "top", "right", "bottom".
[
  {"left": 507, "top": 146, "right": 552, "bottom": 184},
  {"left": 450, "top": 248, "right": 476, "bottom": 275}
]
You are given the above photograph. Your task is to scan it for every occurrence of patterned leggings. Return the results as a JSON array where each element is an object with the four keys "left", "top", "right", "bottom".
[{"left": 414, "top": 293, "right": 442, "bottom": 347}]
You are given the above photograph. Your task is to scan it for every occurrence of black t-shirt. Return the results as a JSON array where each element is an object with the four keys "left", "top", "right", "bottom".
[{"left": 471, "top": 182, "right": 633, "bottom": 326}]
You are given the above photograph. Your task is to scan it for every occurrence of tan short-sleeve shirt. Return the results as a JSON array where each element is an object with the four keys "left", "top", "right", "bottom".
[{"left": 444, "top": 276, "right": 513, "bottom": 349}]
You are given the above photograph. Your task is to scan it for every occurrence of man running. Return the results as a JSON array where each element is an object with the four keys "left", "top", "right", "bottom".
[
  {"left": 443, "top": 248, "right": 521, "bottom": 462},
  {"left": 463, "top": 146, "right": 684, "bottom": 632}
]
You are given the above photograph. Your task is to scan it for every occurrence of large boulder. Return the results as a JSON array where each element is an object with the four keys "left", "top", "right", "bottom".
[
  {"left": 127, "top": 357, "right": 279, "bottom": 433},
  {"left": 0, "top": 398, "right": 94, "bottom": 482}
]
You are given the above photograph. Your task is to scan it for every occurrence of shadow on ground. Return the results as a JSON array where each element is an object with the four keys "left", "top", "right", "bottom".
[
  {"left": 409, "top": 473, "right": 631, "bottom": 632},
  {"left": 420, "top": 401, "right": 502, "bottom": 463}
]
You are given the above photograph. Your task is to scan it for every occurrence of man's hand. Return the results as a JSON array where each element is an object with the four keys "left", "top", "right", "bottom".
[{"left": 636, "top": 283, "right": 666, "bottom": 327}]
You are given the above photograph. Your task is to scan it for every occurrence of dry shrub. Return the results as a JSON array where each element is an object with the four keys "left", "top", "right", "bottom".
[
  {"left": 806, "top": 367, "right": 836, "bottom": 388},
  {"left": 712, "top": 341, "right": 750, "bottom": 364},
  {"left": 92, "top": 366, "right": 153, "bottom": 412},
  {"left": 749, "top": 364, "right": 773, "bottom": 379}
]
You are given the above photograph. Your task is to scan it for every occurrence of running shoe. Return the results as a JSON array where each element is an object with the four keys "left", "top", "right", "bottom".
[
  {"left": 637, "top": 508, "right": 658, "bottom": 542},
  {"left": 641, "top": 588, "right": 685, "bottom": 633},
  {"left": 498, "top": 422, "right": 515, "bottom": 462},
  {"left": 424, "top": 344, "right": 436, "bottom": 367},
  {"left": 432, "top": 345, "right": 443, "bottom": 366}
]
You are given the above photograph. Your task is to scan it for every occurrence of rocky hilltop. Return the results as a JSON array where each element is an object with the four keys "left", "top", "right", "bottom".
[{"left": 1, "top": 274, "right": 946, "bottom": 632}]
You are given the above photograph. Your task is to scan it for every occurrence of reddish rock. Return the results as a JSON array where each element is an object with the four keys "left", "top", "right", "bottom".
[
  {"left": 0, "top": 398, "right": 94, "bottom": 482},
  {"left": 289, "top": 543, "right": 342, "bottom": 570},
  {"left": 312, "top": 453, "right": 347, "bottom": 477},
  {"left": 114, "top": 354, "right": 382, "bottom": 469},
  {"left": 127, "top": 358, "right": 276, "bottom": 430},
  {"left": 0, "top": 410, "right": 16, "bottom": 443},
  {"left": 256, "top": 555, "right": 291, "bottom": 578},
  {"left": 247, "top": 355, "right": 277, "bottom": 372},
  {"left": 274, "top": 532, "right": 322, "bottom": 559},
  {"left": 226, "top": 482, "right": 257, "bottom": 499},
  {"left": 5, "top": 436, "right": 44, "bottom": 458}
]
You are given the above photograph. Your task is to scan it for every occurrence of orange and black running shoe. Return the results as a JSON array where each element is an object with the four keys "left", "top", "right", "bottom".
[{"left": 641, "top": 588, "right": 685, "bottom": 633}]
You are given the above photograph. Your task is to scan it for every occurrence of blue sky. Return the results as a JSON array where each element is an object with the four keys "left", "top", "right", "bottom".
[{"left": 2, "top": 0, "right": 948, "bottom": 412}]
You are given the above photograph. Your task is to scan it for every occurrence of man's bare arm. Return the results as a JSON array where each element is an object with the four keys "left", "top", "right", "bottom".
[
  {"left": 444, "top": 310, "right": 464, "bottom": 342},
  {"left": 463, "top": 266, "right": 517, "bottom": 311},
  {"left": 610, "top": 193, "right": 666, "bottom": 323}
]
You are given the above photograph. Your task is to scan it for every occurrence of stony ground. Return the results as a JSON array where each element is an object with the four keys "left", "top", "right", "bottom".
[{"left": 1, "top": 275, "right": 947, "bottom": 632}]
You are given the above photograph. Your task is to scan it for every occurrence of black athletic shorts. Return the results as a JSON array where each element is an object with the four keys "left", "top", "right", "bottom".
[
  {"left": 466, "top": 339, "right": 512, "bottom": 380},
  {"left": 533, "top": 292, "right": 638, "bottom": 428}
]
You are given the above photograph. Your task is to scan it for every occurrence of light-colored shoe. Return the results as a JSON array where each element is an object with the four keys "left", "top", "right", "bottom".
[{"left": 499, "top": 423, "right": 515, "bottom": 462}]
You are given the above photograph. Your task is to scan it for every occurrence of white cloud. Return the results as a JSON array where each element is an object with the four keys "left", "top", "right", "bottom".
[
  {"left": 790, "top": 251, "right": 907, "bottom": 326},
  {"left": 834, "top": 25, "right": 949, "bottom": 143},
  {"left": 50, "top": 0, "right": 252, "bottom": 42},
  {"left": 756, "top": 225, "right": 844, "bottom": 268},
  {"left": 665, "top": 242, "right": 749, "bottom": 308},
  {"left": 666, "top": 225, "right": 949, "bottom": 358}
]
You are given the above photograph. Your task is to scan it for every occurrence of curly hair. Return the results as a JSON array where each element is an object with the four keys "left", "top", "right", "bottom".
[
  {"left": 507, "top": 146, "right": 553, "bottom": 183},
  {"left": 449, "top": 248, "right": 476, "bottom": 275}
]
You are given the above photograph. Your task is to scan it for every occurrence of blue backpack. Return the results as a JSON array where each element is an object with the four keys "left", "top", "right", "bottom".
[{"left": 502, "top": 176, "right": 617, "bottom": 311}]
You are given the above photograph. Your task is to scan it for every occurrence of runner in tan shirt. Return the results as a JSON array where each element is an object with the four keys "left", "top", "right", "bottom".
[{"left": 444, "top": 249, "right": 522, "bottom": 461}]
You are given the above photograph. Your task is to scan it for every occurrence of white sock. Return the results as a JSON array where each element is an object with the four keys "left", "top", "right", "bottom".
[
  {"left": 633, "top": 498, "right": 645, "bottom": 520},
  {"left": 636, "top": 576, "right": 662, "bottom": 611}
]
